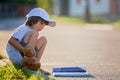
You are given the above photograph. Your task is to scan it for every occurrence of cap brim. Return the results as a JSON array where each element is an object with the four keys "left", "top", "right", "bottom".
[{"left": 48, "top": 21, "right": 56, "bottom": 27}]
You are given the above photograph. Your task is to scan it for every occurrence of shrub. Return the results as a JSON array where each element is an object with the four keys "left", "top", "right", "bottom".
[
  {"left": 116, "top": 19, "right": 120, "bottom": 28},
  {"left": 0, "top": 53, "right": 8, "bottom": 59},
  {"left": 0, "top": 63, "right": 54, "bottom": 80}
]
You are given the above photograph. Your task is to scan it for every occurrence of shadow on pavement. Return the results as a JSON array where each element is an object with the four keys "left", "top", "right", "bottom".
[
  {"left": 78, "top": 74, "right": 95, "bottom": 78},
  {"left": 54, "top": 73, "right": 95, "bottom": 79}
]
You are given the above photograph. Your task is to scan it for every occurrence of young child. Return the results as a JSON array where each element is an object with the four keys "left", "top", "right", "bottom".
[{"left": 6, "top": 8, "right": 56, "bottom": 74}]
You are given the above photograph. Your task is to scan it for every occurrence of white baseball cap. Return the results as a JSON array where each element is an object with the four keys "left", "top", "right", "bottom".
[{"left": 26, "top": 8, "right": 56, "bottom": 27}]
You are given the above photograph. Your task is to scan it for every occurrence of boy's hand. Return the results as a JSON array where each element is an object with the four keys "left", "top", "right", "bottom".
[
  {"left": 24, "top": 44, "right": 36, "bottom": 57},
  {"left": 21, "top": 56, "right": 41, "bottom": 70},
  {"left": 23, "top": 56, "right": 37, "bottom": 63}
]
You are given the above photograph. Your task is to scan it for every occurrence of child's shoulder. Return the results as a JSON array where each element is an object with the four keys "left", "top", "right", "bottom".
[{"left": 16, "top": 24, "right": 30, "bottom": 31}]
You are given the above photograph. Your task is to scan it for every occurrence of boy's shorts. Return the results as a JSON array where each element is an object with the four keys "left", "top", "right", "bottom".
[
  {"left": 7, "top": 50, "right": 23, "bottom": 64},
  {"left": 8, "top": 39, "right": 39, "bottom": 65}
]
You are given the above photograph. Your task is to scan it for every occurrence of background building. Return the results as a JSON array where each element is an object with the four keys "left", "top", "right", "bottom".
[{"left": 54, "top": 0, "right": 120, "bottom": 19}]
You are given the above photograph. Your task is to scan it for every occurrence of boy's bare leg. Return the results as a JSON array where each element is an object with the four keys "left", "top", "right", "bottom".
[
  {"left": 23, "top": 30, "right": 50, "bottom": 74},
  {"left": 24, "top": 30, "right": 38, "bottom": 48},
  {"left": 23, "top": 30, "right": 47, "bottom": 61},
  {"left": 36, "top": 36, "right": 47, "bottom": 61},
  {"left": 36, "top": 36, "right": 50, "bottom": 75},
  {"left": 23, "top": 30, "right": 39, "bottom": 58}
]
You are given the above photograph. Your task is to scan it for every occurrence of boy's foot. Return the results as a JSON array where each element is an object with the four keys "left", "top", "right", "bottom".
[{"left": 40, "top": 68, "right": 51, "bottom": 75}]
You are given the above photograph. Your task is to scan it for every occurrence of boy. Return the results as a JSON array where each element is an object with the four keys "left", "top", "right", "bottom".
[{"left": 6, "top": 8, "right": 56, "bottom": 74}]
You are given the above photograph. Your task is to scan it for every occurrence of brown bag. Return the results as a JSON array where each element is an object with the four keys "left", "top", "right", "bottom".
[{"left": 21, "top": 45, "right": 40, "bottom": 70}]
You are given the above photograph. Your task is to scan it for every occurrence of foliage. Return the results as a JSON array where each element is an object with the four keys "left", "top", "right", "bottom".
[
  {"left": 116, "top": 19, "right": 120, "bottom": 28},
  {"left": 1, "top": 0, "right": 36, "bottom": 5},
  {"left": 52, "top": 15, "right": 85, "bottom": 24},
  {"left": 0, "top": 63, "right": 26, "bottom": 80},
  {"left": 36, "top": 0, "right": 55, "bottom": 14},
  {"left": 0, "top": 53, "right": 54, "bottom": 80},
  {"left": 0, "top": 0, "right": 55, "bottom": 14},
  {"left": 88, "top": 17, "right": 110, "bottom": 24},
  {"left": 0, "top": 53, "right": 7, "bottom": 59},
  {"left": 0, "top": 63, "right": 54, "bottom": 80}
]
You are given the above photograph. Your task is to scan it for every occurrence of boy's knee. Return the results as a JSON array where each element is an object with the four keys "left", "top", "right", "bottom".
[{"left": 40, "top": 36, "right": 47, "bottom": 44}]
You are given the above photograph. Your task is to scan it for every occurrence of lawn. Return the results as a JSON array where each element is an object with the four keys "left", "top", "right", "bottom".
[
  {"left": 51, "top": 15, "right": 110, "bottom": 24},
  {"left": 116, "top": 19, "right": 120, "bottom": 28},
  {"left": 51, "top": 15, "right": 85, "bottom": 25}
]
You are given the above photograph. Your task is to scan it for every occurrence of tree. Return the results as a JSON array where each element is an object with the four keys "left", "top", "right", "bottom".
[
  {"left": 3, "top": 0, "right": 36, "bottom": 5},
  {"left": 85, "top": 0, "right": 91, "bottom": 22},
  {"left": 36, "top": 0, "right": 54, "bottom": 14}
]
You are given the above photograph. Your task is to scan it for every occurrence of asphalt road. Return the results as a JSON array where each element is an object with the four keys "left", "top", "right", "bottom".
[
  {"left": 0, "top": 18, "right": 120, "bottom": 80},
  {"left": 41, "top": 22, "right": 120, "bottom": 80}
]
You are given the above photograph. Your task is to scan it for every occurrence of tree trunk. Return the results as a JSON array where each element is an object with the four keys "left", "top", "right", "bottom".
[{"left": 85, "top": 0, "right": 91, "bottom": 22}]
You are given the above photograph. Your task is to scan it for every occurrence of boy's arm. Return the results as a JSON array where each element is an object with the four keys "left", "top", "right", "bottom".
[{"left": 8, "top": 37, "right": 24, "bottom": 54}]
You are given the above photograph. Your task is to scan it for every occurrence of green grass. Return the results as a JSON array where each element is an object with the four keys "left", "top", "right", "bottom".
[
  {"left": 116, "top": 19, "right": 120, "bottom": 28},
  {"left": 0, "top": 53, "right": 8, "bottom": 59},
  {"left": 0, "top": 53, "right": 54, "bottom": 80},
  {"left": 89, "top": 17, "right": 110, "bottom": 24},
  {"left": 51, "top": 15, "right": 110, "bottom": 24},
  {"left": 51, "top": 15, "right": 85, "bottom": 24},
  {"left": 0, "top": 63, "right": 26, "bottom": 80},
  {"left": 0, "top": 63, "right": 54, "bottom": 80}
]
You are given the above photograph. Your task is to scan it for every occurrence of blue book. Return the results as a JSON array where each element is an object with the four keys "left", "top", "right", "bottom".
[
  {"left": 53, "top": 72, "right": 88, "bottom": 77},
  {"left": 53, "top": 66, "right": 86, "bottom": 72}
]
